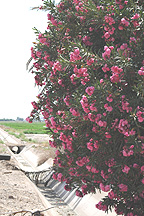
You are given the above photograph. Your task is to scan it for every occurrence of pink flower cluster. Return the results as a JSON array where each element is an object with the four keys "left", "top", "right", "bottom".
[
  {"left": 59, "top": 132, "right": 73, "bottom": 153},
  {"left": 122, "top": 146, "right": 134, "bottom": 157},
  {"left": 47, "top": 13, "right": 62, "bottom": 27},
  {"left": 102, "top": 64, "right": 110, "bottom": 73},
  {"left": 118, "top": 183, "right": 128, "bottom": 192},
  {"left": 104, "top": 14, "right": 115, "bottom": 41},
  {"left": 110, "top": 66, "right": 123, "bottom": 83},
  {"left": 102, "top": 46, "right": 114, "bottom": 60},
  {"left": 85, "top": 86, "right": 95, "bottom": 96},
  {"left": 96, "top": 201, "right": 108, "bottom": 211},
  {"left": 87, "top": 139, "right": 99, "bottom": 152},
  {"left": 138, "top": 66, "right": 144, "bottom": 76},
  {"left": 70, "top": 48, "right": 82, "bottom": 62},
  {"left": 119, "top": 17, "right": 129, "bottom": 30},
  {"left": 115, "top": 0, "right": 128, "bottom": 9},
  {"left": 80, "top": 95, "right": 90, "bottom": 113},
  {"left": 122, "top": 165, "right": 130, "bottom": 174},
  {"left": 136, "top": 107, "right": 144, "bottom": 122},
  {"left": 100, "top": 183, "right": 111, "bottom": 192},
  {"left": 76, "top": 156, "right": 90, "bottom": 167},
  {"left": 52, "top": 61, "right": 62, "bottom": 73},
  {"left": 73, "top": 65, "right": 90, "bottom": 85},
  {"left": 104, "top": 103, "right": 113, "bottom": 112},
  {"left": 70, "top": 108, "right": 80, "bottom": 116},
  {"left": 82, "top": 35, "right": 93, "bottom": 46}
]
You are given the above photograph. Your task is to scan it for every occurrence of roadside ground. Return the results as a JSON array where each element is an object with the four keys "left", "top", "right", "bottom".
[{"left": 0, "top": 129, "right": 57, "bottom": 216}]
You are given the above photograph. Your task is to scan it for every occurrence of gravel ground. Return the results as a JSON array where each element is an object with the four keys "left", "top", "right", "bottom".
[
  {"left": 0, "top": 140, "right": 55, "bottom": 216},
  {"left": 0, "top": 154, "right": 48, "bottom": 216},
  {"left": 0, "top": 130, "right": 78, "bottom": 216}
]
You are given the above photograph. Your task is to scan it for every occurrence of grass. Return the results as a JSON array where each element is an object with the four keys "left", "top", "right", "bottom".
[
  {"left": 0, "top": 139, "right": 4, "bottom": 144},
  {"left": 0, "top": 121, "right": 52, "bottom": 144},
  {"left": 0, "top": 139, "right": 6, "bottom": 153},
  {"left": 0, "top": 121, "right": 50, "bottom": 134}
]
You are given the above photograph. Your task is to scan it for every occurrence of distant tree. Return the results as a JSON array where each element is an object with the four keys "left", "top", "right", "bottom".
[
  {"left": 0, "top": 118, "right": 15, "bottom": 121},
  {"left": 16, "top": 117, "right": 24, "bottom": 121}
]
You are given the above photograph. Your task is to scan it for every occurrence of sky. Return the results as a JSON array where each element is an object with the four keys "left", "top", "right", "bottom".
[{"left": 0, "top": 0, "right": 59, "bottom": 120}]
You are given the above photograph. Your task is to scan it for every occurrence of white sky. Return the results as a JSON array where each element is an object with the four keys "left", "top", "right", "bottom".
[{"left": 0, "top": 0, "right": 59, "bottom": 120}]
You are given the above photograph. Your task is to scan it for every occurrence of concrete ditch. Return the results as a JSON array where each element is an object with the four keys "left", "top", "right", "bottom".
[
  {"left": 0, "top": 128, "right": 116, "bottom": 216},
  {"left": 11, "top": 145, "right": 116, "bottom": 216}
]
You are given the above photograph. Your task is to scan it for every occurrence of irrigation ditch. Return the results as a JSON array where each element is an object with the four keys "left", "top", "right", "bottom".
[{"left": 0, "top": 128, "right": 116, "bottom": 216}]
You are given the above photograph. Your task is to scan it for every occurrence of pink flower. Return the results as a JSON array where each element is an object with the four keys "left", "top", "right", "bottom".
[
  {"left": 36, "top": 51, "right": 42, "bottom": 58},
  {"left": 122, "top": 165, "right": 130, "bottom": 174},
  {"left": 141, "top": 165, "right": 144, "bottom": 172},
  {"left": 85, "top": 86, "right": 95, "bottom": 96},
  {"left": 70, "top": 108, "right": 80, "bottom": 116},
  {"left": 120, "top": 43, "right": 128, "bottom": 50},
  {"left": 82, "top": 36, "right": 93, "bottom": 46},
  {"left": 127, "top": 213, "right": 134, "bottom": 216},
  {"left": 102, "top": 46, "right": 113, "bottom": 60},
  {"left": 94, "top": 140, "right": 99, "bottom": 150},
  {"left": 90, "top": 103, "right": 97, "bottom": 112},
  {"left": 75, "top": 190, "right": 83, "bottom": 197},
  {"left": 133, "top": 163, "right": 139, "bottom": 169},
  {"left": 118, "top": 183, "right": 128, "bottom": 192},
  {"left": 104, "top": 15, "right": 115, "bottom": 25},
  {"left": 138, "top": 67, "right": 144, "bottom": 76},
  {"left": 141, "top": 178, "right": 144, "bottom": 184},
  {"left": 58, "top": 79, "right": 63, "bottom": 86},
  {"left": 88, "top": 113, "right": 96, "bottom": 122},
  {"left": 89, "top": 27, "right": 94, "bottom": 32},
  {"left": 106, "top": 94, "right": 113, "bottom": 102},
  {"left": 136, "top": 110, "right": 144, "bottom": 122},
  {"left": 64, "top": 185, "right": 71, "bottom": 191},
  {"left": 91, "top": 167, "right": 99, "bottom": 173},
  {"left": 131, "top": 13, "right": 140, "bottom": 19},
  {"left": 26, "top": 117, "right": 32, "bottom": 123},
  {"left": 110, "top": 73, "right": 120, "bottom": 83},
  {"left": 97, "top": 120, "right": 104, "bottom": 127},
  {"left": 122, "top": 149, "right": 134, "bottom": 157},
  {"left": 139, "top": 190, "right": 144, "bottom": 198},
  {"left": 104, "top": 32, "right": 110, "bottom": 39},
  {"left": 119, "top": 4, "right": 124, "bottom": 9},
  {"left": 96, "top": 201, "right": 108, "bottom": 211},
  {"left": 52, "top": 61, "right": 62, "bottom": 72},
  {"left": 102, "top": 64, "right": 110, "bottom": 72},
  {"left": 121, "top": 18, "right": 129, "bottom": 27},
  {"left": 118, "top": 25, "right": 124, "bottom": 30},
  {"left": 87, "top": 142, "right": 93, "bottom": 151},
  {"left": 99, "top": 183, "right": 111, "bottom": 192},
  {"left": 111, "top": 66, "right": 123, "bottom": 74},
  {"left": 87, "top": 58, "right": 94, "bottom": 66},
  {"left": 108, "top": 190, "right": 115, "bottom": 199},
  {"left": 70, "top": 48, "right": 82, "bottom": 62},
  {"left": 105, "top": 132, "right": 111, "bottom": 139},
  {"left": 104, "top": 103, "right": 113, "bottom": 112},
  {"left": 52, "top": 173, "right": 57, "bottom": 180},
  {"left": 57, "top": 173, "right": 63, "bottom": 181}
]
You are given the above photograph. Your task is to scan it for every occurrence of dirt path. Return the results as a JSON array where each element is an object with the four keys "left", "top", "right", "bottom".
[
  {"left": 0, "top": 159, "right": 47, "bottom": 215},
  {"left": 0, "top": 133, "right": 55, "bottom": 216}
]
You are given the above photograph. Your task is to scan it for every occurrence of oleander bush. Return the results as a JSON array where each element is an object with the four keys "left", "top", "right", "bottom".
[{"left": 27, "top": 0, "right": 144, "bottom": 215}]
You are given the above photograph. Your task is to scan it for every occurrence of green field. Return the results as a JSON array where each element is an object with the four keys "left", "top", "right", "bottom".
[{"left": 0, "top": 121, "right": 49, "bottom": 134}]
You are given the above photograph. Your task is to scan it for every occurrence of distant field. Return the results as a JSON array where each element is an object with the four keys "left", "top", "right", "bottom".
[{"left": 0, "top": 121, "right": 49, "bottom": 134}]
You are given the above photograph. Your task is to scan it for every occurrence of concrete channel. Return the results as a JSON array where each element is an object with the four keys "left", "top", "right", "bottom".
[{"left": 0, "top": 128, "right": 116, "bottom": 216}]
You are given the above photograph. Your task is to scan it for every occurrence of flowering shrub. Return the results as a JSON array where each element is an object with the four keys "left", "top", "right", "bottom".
[{"left": 27, "top": 0, "right": 144, "bottom": 215}]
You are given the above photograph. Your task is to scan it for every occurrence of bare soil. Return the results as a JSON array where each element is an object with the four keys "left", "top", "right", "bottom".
[
  {"left": 0, "top": 155, "right": 47, "bottom": 215},
  {"left": 0, "top": 133, "right": 56, "bottom": 216}
]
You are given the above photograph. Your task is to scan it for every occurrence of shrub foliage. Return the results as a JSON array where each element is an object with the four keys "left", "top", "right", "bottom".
[{"left": 27, "top": 0, "right": 144, "bottom": 215}]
